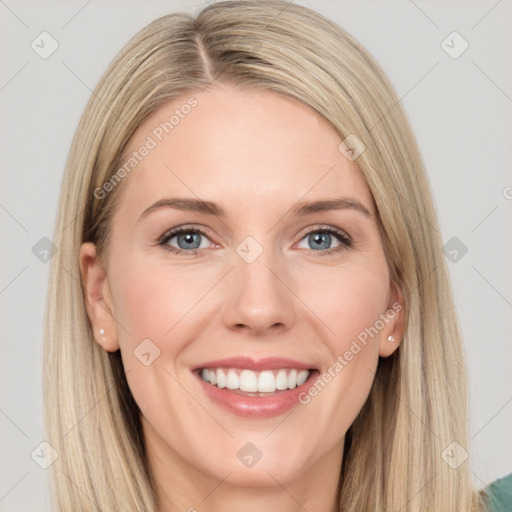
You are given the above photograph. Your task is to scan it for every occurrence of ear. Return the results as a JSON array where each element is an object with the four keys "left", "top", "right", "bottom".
[
  {"left": 79, "top": 242, "right": 119, "bottom": 352},
  {"left": 378, "top": 280, "right": 405, "bottom": 358}
]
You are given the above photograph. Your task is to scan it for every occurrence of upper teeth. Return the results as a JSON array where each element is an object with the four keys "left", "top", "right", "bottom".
[{"left": 200, "top": 368, "right": 311, "bottom": 392}]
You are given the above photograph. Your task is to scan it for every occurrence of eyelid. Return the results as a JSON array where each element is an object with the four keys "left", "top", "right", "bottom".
[
  {"left": 294, "top": 224, "right": 351, "bottom": 242},
  {"left": 158, "top": 224, "right": 217, "bottom": 245}
]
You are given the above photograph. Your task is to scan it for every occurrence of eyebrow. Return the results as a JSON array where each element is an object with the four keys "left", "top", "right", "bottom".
[{"left": 138, "top": 196, "right": 372, "bottom": 221}]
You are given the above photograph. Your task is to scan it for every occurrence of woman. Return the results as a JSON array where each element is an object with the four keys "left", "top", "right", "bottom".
[{"left": 43, "top": 1, "right": 508, "bottom": 510}]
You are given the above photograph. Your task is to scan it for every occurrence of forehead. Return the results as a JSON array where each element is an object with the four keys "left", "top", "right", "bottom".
[{"left": 115, "top": 85, "right": 375, "bottom": 219}]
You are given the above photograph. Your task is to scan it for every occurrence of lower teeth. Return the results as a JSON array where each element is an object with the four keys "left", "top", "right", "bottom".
[
  {"left": 228, "top": 388, "right": 288, "bottom": 396},
  {"left": 208, "top": 383, "right": 293, "bottom": 395}
]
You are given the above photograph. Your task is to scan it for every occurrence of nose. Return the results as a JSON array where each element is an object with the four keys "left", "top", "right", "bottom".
[{"left": 221, "top": 248, "right": 296, "bottom": 336}]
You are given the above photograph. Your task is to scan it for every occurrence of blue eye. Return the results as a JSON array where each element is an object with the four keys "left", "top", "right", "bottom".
[
  {"left": 307, "top": 232, "right": 334, "bottom": 250},
  {"left": 173, "top": 231, "right": 202, "bottom": 250},
  {"left": 159, "top": 227, "right": 213, "bottom": 255},
  {"left": 297, "top": 227, "right": 352, "bottom": 256}
]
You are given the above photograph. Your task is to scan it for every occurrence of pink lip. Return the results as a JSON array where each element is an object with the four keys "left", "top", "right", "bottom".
[
  {"left": 191, "top": 356, "right": 316, "bottom": 372},
  {"left": 192, "top": 367, "right": 320, "bottom": 419}
]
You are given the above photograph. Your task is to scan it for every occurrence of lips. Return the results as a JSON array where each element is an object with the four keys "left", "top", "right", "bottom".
[
  {"left": 191, "top": 356, "right": 319, "bottom": 418},
  {"left": 191, "top": 356, "right": 316, "bottom": 372}
]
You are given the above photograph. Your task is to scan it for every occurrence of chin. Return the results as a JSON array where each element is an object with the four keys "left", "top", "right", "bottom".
[{"left": 197, "top": 442, "right": 312, "bottom": 487}]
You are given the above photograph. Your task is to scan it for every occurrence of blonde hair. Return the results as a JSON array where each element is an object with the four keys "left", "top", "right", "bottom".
[{"left": 43, "top": 1, "right": 485, "bottom": 510}]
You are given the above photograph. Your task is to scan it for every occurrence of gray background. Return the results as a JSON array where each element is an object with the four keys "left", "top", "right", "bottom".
[{"left": 1, "top": 1, "right": 511, "bottom": 510}]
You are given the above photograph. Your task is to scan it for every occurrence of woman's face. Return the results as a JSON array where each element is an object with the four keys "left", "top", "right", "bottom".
[{"left": 81, "top": 84, "right": 403, "bottom": 493}]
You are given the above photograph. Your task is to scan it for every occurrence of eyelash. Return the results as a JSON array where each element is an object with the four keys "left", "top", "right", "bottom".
[{"left": 157, "top": 225, "right": 353, "bottom": 258}]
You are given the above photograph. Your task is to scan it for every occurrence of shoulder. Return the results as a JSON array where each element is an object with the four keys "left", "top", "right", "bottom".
[{"left": 482, "top": 473, "right": 512, "bottom": 512}]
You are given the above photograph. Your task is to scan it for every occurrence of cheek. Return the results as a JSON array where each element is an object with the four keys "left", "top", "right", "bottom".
[
  {"left": 106, "top": 255, "right": 212, "bottom": 434},
  {"left": 109, "top": 254, "right": 220, "bottom": 345},
  {"left": 302, "top": 258, "right": 390, "bottom": 349},
  {"left": 292, "top": 263, "right": 389, "bottom": 440}
]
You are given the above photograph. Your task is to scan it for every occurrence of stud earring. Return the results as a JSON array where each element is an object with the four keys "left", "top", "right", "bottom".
[
  {"left": 387, "top": 335, "right": 395, "bottom": 342},
  {"left": 100, "top": 328, "right": 105, "bottom": 340}
]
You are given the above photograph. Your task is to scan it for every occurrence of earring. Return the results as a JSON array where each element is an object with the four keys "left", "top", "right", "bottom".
[
  {"left": 100, "top": 328, "right": 105, "bottom": 340},
  {"left": 387, "top": 335, "right": 395, "bottom": 342}
]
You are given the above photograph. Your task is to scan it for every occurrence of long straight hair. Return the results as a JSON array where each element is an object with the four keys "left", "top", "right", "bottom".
[{"left": 43, "top": 1, "right": 484, "bottom": 510}]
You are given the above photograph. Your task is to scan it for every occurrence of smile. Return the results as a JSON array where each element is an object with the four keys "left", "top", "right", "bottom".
[
  {"left": 200, "top": 367, "right": 311, "bottom": 393},
  {"left": 191, "top": 357, "right": 319, "bottom": 418}
]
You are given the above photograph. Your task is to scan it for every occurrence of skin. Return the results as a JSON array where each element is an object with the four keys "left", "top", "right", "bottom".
[{"left": 80, "top": 84, "right": 404, "bottom": 512}]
